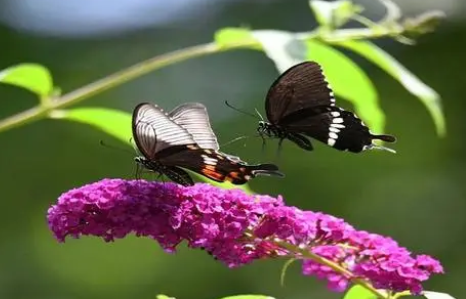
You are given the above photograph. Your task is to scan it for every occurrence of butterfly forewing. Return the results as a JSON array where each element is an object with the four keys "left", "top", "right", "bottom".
[
  {"left": 132, "top": 103, "right": 196, "bottom": 159},
  {"left": 168, "top": 102, "right": 219, "bottom": 151},
  {"left": 265, "top": 61, "right": 335, "bottom": 124}
]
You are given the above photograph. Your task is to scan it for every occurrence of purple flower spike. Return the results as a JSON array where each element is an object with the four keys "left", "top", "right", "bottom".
[{"left": 48, "top": 179, "right": 444, "bottom": 295}]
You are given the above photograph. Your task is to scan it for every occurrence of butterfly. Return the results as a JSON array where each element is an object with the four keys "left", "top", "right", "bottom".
[
  {"left": 256, "top": 61, "right": 396, "bottom": 153},
  {"left": 132, "top": 102, "right": 283, "bottom": 186}
]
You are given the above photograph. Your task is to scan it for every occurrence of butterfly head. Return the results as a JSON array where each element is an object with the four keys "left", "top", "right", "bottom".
[
  {"left": 134, "top": 156, "right": 163, "bottom": 172},
  {"left": 257, "top": 121, "right": 269, "bottom": 136}
]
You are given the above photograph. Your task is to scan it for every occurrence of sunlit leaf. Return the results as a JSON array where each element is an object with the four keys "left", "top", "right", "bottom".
[
  {"left": 309, "top": 0, "right": 363, "bottom": 29},
  {"left": 335, "top": 40, "right": 445, "bottom": 136},
  {"left": 210, "top": 180, "right": 253, "bottom": 193},
  {"left": 252, "top": 30, "right": 307, "bottom": 72},
  {"left": 378, "top": 0, "right": 402, "bottom": 24},
  {"left": 343, "top": 285, "right": 379, "bottom": 299},
  {"left": 306, "top": 39, "right": 385, "bottom": 134},
  {"left": 156, "top": 295, "right": 176, "bottom": 299},
  {"left": 403, "top": 11, "right": 446, "bottom": 37},
  {"left": 214, "top": 27, "right": 258, "bottom": 49},
  {"left": 219, "top": 295, "right": 274, "bottom": 299},
  {"left": 0, "top": 63, "right": 53, "bottom": 98},
  {"left": 49, "top": 107, "right": 132, "bottom": 144},
  {"left": 423, "top": 291, "right": 457, "bottom": 299}
]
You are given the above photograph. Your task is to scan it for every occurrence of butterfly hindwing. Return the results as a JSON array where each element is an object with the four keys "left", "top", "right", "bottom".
[
  {"left": 158, "top": 145, "right": 282, "bottom": 185},
  {"left": 279, "top": 107, "right": 388, "bottom": 152},
  {"left": 168, "top": 102, "right": 220, "bottom": 151}
]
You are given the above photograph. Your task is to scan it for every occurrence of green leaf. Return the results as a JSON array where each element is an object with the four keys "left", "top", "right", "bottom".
[
  {"left": 209, "top": 180, "right": 253, "bottom": 193},
  {"left": 0, "top": 63, "right": 53, "bottom": 98},
  {"left": 214, "top": 27, "right": 258, "bottom": 49},
  {"left": 309, "top": 0, "right": 363, "bottom": 29},
  {"left": 219, "top": 295, "right": 274, "bottom": 299},
  {"left": 343, "top": 285, "right": 379, "bottom": 299},
  {"left": 423, "top": 291, "right": 457, "bottom": 299},
  {"left": 306, "top": 39, "right": 385, "bottom": 134},
  {"left": 49, "top": 107, "right": 132, "bottom": 144},
  {"left": 49, "top": 107, "right": 254, "bottom": 192},
  {"left": 335, "top": 40, "right": 445, "bottom": 136},
  {"left": 156, "top": 295, "right": 176, "bottom": 299},
  {"left": 252, "top": 30, "right": 307, "bottom": 72}
]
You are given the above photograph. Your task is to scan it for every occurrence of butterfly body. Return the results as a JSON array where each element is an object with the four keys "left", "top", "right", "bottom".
[
  {"left": 135, "top": 156, "right": 194, "bottom": 186},
  {"left": 257, "top": 121, "right": 313, "bottom": 151},
  {"left": 257, "top": 61, "right": 396, "bottom": 153},
  {"left": 132, "top": 102, "right": 283, "bottom": 186}
]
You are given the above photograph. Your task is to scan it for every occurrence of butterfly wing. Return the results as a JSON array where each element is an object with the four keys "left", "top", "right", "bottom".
[
  {"left": 157, "top": 146, "right": 283, "bottom": 185},
  {"left": 168, "top": 102, "right": 246, "bottom": 161},
  {"left": 168, "top": 102, "right": 220, "bottom": 151},
  {"left": 281, "top": 107, "right": 396, "bottom": 153},
  {"left": 132, "top": 102, "right": 196, "bottom": 159},
  {"left": 265, "top": 61, "right": 335, "bottom": 124},
  {"left": 162, "top": 166, "right": 195, "bottom": 186},
  {"left": 265, "top": 61, "right": 396, "bottom": 153}
]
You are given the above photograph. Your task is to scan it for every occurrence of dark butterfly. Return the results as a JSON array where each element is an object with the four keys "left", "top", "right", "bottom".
[
  {"left": 256, "top": 61, "right": 396, "bottom": 153},
  {"left": 132, "top": 102, "right": 283, "bottom": 186}
]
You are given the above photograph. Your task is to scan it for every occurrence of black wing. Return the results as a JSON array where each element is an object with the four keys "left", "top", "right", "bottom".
[
  {"left": 265, "top": 61, "right": 335, "bottom": 125},
  {"left": 280, "top": 107, "right": 396, "bottom": 153},
  {"left": 132, "top": 102, "right": 196, "bottom": 160},
  {"left": 157, "top": 145, "right": 283, "bottom": 185},
  {"left": 168, "top": 102, "right": 220, "bottom": 151},
  {"left": 266, "top": 61, "right": 396, "bottom": 153}
]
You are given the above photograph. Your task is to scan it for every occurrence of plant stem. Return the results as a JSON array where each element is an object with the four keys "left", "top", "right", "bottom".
[
  {"left": 0, "top": 26, "right": 410, "bottom": 134},
  {"left": 0, "top": 41, "right": 253, "bottom": 133},
  {"left": 275, "top": 240, "right": 389, "bottom": 299}
]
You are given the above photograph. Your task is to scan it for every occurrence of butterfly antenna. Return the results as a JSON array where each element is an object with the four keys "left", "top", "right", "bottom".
[
  {"left": 221, "top": 135, "right": 252, "bottom": 147},
  {"left": 254, "top": 108, "right": 264, "bottom": 121},
  {"left": 99, "top": 140, "right": 134, "bottom": 156},
  {"left": 225, "top": 100, "right": 261, "bottom": 120},
  {"left": 221, "top": 132, "right": 264, "bottom": 148}
]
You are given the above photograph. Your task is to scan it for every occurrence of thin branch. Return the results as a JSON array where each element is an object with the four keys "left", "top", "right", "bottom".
[{"left": 0, "top": 24, "right": 425, "bottom": 134}]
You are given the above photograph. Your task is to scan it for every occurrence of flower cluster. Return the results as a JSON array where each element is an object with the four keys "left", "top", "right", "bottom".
[{"left": 47, "top": 179, "right": 443, "bottom": 295}]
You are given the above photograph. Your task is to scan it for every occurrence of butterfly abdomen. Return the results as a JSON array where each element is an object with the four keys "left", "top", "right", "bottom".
[{"left": 228, "top": 164, "right": 284, "bottom": 184}]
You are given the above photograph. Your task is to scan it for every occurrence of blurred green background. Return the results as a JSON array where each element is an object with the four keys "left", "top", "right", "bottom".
[{"left": 0, "top": 0, "right": 464, "bottom": 299}]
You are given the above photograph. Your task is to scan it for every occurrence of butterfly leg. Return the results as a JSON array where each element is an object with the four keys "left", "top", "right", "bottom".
[
  {"left": 135, "top": 163, "right": 141, "bottom": 180},
  {"left": 260, "top": 135, "right": 267, "bottom": 154},
  {"left": 155, "top": 172, "right": 164, "bottom": 182},
  {"left": 276, "top": 138, "right": 285, "bottom": 159}
]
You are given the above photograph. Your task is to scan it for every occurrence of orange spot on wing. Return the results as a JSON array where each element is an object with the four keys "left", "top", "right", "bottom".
[
  {"left": 204, "top": 165, "right": 216, "bottom": 171},
  {"left": 229, "top": 172, "right": 241, "bottom": 179},
  {"left": 201, "top": 168, "right": 225, "bottom": 181}
]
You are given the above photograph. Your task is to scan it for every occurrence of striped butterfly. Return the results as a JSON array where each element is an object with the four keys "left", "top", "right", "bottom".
[
  {"left": 132, "top": 102, "right": 283, "bottom": 186},
  {"left": 257, "top": 61, "right": 396, "bottom": 153}
]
